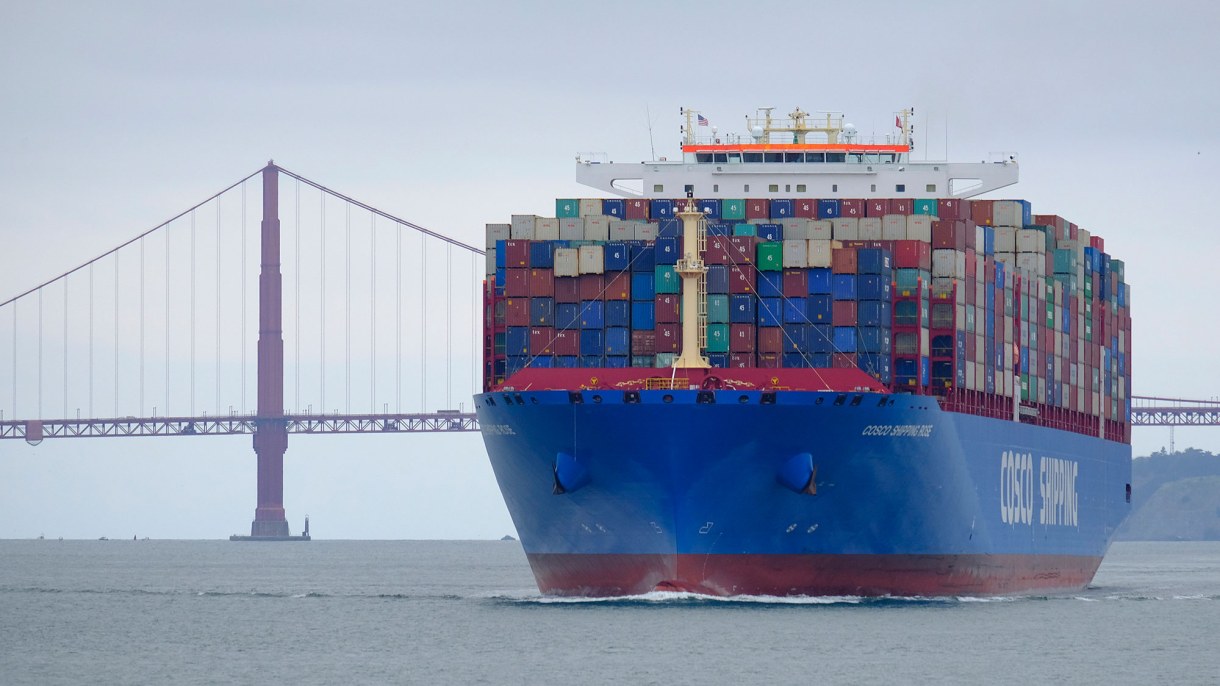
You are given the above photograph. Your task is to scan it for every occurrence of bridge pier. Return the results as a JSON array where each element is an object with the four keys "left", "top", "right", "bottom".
[{"left": 231, "top": 161, "right": 307, "bottom": 542}]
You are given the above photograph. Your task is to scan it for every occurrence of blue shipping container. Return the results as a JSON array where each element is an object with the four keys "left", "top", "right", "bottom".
[
  {"left": 602, "top": 199, "right": 625, "bottom": 218},
  {"left": 655, "top": 236, "right": 681, "bottom": 265},
  {"left": 506, "top": 327, "right": 529, "bottom": 355},
  {"left": 783, "top": 297, "right": 808, "bottom": 324},
  {"left": 781, "top": 323, "right": 810, "bottom": 353},
  {"left": 529, "top": 241, "right": 554, "bottom": 269},
  {"left": 807, "top": 294, "right": 833, "bottom": 322},
  {"left": 730, "top": 294, "right": 756, "bottom": 324},
  {"left": 707, "top": 265, "right": 729, "bottom": 294},
  {"left": 657, "top": 218, "right": 681, "bottom": 238},
  {"left": 605, "top": 300, "right": 630, "bottom": 328},
  {"left": 758, "top": 298, "right": 783, "bottom": 327},
  {"left": 857, "top": 300, "right": 892, "bottom": 326},
  {"left": 631, "top": 301, "right": 655, "bottom": 330},
  {"left": 631, "top": 273, "right": 655, "bottom": 301},
  {"left": 856, "top": 248, "right": 892, "bottom": 275},
  {"left": 631, "top": 245, "right": 655, "bottom": 272},
  {"left": 530, "top": 297, "right": 554, "bottom": 326},
  {"left": 580, "top": 301, "right": 604, "bottom": 329},
  {"left": 707, "top": 222, "right": 731, "bottom": 236},
  {"left": 757, "top": 271, "right": 783, "bottom": 298},
  {"left": 556, "top": 303, "right": 579, "bottom": 329},
  {"left": 770, "top": 199, "right": 794, "bottom": 218},
  {"left": 604, "top": 242, "right": 630, "bottom": 271},
  {"left": 818, "top": 199, "right": 840, "bottom": 219},
  {"left": 495, "top": 240, "right": 507, "bottom": 269},
  {"left": 810, "top": 324, "right": 833, "bottom": 353},
  {"left": 554, "top": 355, "right": 578, "bottom": 368},
  {"left": 698, "top": 199, "right": 721, "bottom": 219},
  {"left": 650, "top": 199, "right": 674, "bottom": 219},
  {"left": 783, "top": 352, "right": 810, "bottom": 368},
  {"left": 857, "top": 327, "right": 891, "bottom": 354},
  {"left": 708, "top": 353, "right": 730, "bottom": 368},
  {"left": 833, "top": 327, "right": 857, "bottom": 352},
  {"left": 832, "top": 274, "right": 857, "bottom": 300},
  {"left": 857, "top": 274, "right": 892, "bottom": 301},
  {"left": 580, "top": 330, "right": 604, "bottom": 356},
  {"left": 757, "top": 223, "right": 783, "bottom": 241},
  {"left": 580, "top": 355, "right": 604, "bottom": 367},
  {"left": 528, "top": 356, "right": 553, "bottom": 369},
  {"left": 807, "top": 268, "right": 832, "bottom": 294},
  {"left": 605, "top": 327, "right": 630, "bottom": 355}
]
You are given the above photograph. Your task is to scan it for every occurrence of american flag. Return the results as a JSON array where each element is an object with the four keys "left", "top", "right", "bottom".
[{"left": 697, "top": 114, "right": 709, "bottom": 126}]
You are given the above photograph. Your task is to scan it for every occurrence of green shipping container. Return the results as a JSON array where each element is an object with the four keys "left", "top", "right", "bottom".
[
  {"left": 655, "top": 352, "right": 676, "bottom": 368},
  {"left": 732, "top": 223, "right": 757, "bottom": 237},
  {"left": 913, "top": 199, "right": 938, "bottom": 216},
  {"left": 757, "top": 242, "right": 783, "bottom": 272},
  {"left": 896, "top": 268, "right": 922, "bottom": 291},
  {"left": 556, "top": 199, "right": 580, "bottom": 218},
  {"left": 722, "top": 199, "right": 746, "bottom": 221},
  {"left": 1052, "top": 249, "right": 1077, "bottom": 275},
  {"left": 707, "top": 294, "right": 730, "bottom": 323},
  {"left": 706, "top": 323, "right": 730, "bottom": 353},
  {"left": 654, "top": 265, "right": 680, "bottom": 294},
  {"left": 631, "top": 355, "right": 655, "bottom": 368}
]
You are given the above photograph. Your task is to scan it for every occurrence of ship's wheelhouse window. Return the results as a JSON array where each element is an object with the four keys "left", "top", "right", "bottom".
[
  {"left": 684, "top": 184, "right": 694, "bottom": 194},
  {"left": 713, "top": 184, "right": 719, "bottom": 193},
  {"left": 926, "top": 184, "right": 937, "bottom": 192},
  {"left": 696, "top": 153, "right": 714, "bottom": 164},
  {"left": 713, "top": 153, "right": 729, "bottom": 163},
  {"left": 896, "top": 184, "right": 906, "bottom": 193},
  {"left": 826, "top": 153, "right": 846, "bottom": 163},
  {"left": 743, "top": 184, "right": 750, "bottom": 192},
  {"left": 881, "top": 154, "right": 896, "bottom": 163},
  {"left": 785, "top": 184, "right": 791, "bottom": 192},
  {"left": 848, "top": 153, "right": 864, "bottom": 163},
  {"left": 743, "top": 152, "right": 763, "bottom": 163},
  {"left": 831, "top": 184, "right": 838, "bottom": 192},
  {"left": 870, "top": 184, "right": 877, "bottom": 192},
  {"left": 765, "top": 153, "right": 784, "bottom": 163},
  {"left": 796, "top": 184, "right": 807, "bottom": 193},
  {"left": 768, "top": 184, "right": 779, "bottom": 192},
  {"left": 785, "top": 153, "right": 804, "bottom": 163},
  {"left": 727, "top": 152, "right": 742, "bottom": 164},
  {"left": 653, "top": 184, "right": 664, "bottom": 192},
  {"left": 806, "top": 153, "right": 825, "bottom": 163}
]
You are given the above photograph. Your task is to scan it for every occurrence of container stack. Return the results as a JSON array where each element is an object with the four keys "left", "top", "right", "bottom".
[{"left": 484, "top": 195, "right": 1131, "bottom": 440}]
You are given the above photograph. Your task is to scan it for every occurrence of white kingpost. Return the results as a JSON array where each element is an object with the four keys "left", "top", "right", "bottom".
[{"left": 673, "top": 197, "right": 710, "bottom": 369}]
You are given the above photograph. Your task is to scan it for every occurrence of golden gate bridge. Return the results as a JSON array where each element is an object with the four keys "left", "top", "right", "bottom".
[{"left": 0, "top": 163, "right": 1213, "bottom": 539}]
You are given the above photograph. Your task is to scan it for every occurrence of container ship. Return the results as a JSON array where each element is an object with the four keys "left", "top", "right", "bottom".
[{"left": 475, "top": 107, "right": 1133, "bottom": 597}]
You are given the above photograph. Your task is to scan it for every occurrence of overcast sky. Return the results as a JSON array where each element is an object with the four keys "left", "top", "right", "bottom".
[{"left": 1, "top": 1, "right": 1218, "bottom": 540}]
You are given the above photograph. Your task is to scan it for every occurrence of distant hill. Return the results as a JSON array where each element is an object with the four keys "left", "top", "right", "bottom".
[{"left": 1117, "top": 448, "right": 1220, "bottom": 541}]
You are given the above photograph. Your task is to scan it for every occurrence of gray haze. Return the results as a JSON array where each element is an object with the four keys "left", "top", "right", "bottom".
[{"left": 1, "top": 1, "right": 1217, "bottom": 539}]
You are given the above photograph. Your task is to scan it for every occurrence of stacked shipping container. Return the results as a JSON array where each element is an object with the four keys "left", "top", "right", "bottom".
[{"left": 484, "top": 196, "right": 1132, "bottom": 441}]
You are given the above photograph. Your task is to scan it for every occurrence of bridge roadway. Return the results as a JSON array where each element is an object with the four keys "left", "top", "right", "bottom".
[{"left": 0, "top": 412, "right": 479, "bottom": 442}]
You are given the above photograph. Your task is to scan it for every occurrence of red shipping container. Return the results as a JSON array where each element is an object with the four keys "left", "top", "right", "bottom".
[
  {"left": 728, "top": 267, "right": 755, "bottom": 294},
  {"left": 833, "top": 300, "right": 857, "bottom": 326},
  {"left": 529, "top": 327, "right": 555, "bottom": 356},
  {"left": 578, "top": 274, "right": 604, "bottom": 301},
  {"left": 746, "top": 198, "right": 770, "bottom": 220},
  {"left": 1034, "top": 213, "right": 1067, "bottom": 233},
  {"left": 965, "top": 282, "right": 976, "bottom": 306},
  {"left": 655, "top": 294, "right": 680, "bottom": 323},
  {"left": 966, "top": 335, "right": 976, "bottom": 360},
  {"left": 730, "top": 324, "right": 756, "bottom": 353},
  {"left": 705, "top": 236, "right": 732, "bottom": 265},
  {"left": 505, "top": 269, "right": 530, "bottom": 297},
  {"left": 832, "top": 247, "right": 858, "bottom": 274},
  {"left": 504, "top": 240, "right": 530, "bottom": 268},
  {"left": 937, "top": 198, "right": 971, "bottom": 221},
  {"left": 554, "top": 329, "right": 579, "bottom": 356},
  {"left": 655, "top": 324, "right": 681, "bottom": 352},
  {"left": 604, "top": 272, "right": 631, "bottom": 300},
  {"left": 555, "top": 277, "right": 579, "bottom": 304},
  {"left": 932, "top": 220, "right": 964, "bottom": 250},
  {"left": 729, "top": 352, "right": 755, "bottom": 368},
  {"left": 794, "top": 199, "right": 818, "bottom": 218},
  {"left": 625, "top": 198, "right": 649, "bottom": 220},
  {"left": 505, "top": 298, "right": 529, "bottom": 326},
  {"left": 866, "top": 198, "right": 888, "bottom": 218},
  {"left": 985, "top": 258, "right": 995, "bottom": 283},
  {"left": 631, "top": 330, "right": 656, "bottom": 355},
  {"left": 970, "top": 199, "right": 994, "bottom": 227},
  {"left": 782, "top": 269, "right": 808, "bottom": 297},
  {"left": 894, "top": 240, "right": 932, "bottom": 270},
  {"left": 840, "top": 240, "right": 895, "bottom": 250},
  {"left": 965, "top": 248, "right": 977, "bottom": 279},
  {"left": 758, "top": 327, "right": 783, "bottom": 354},
  {"left": 757, "top": 353, "right": 781, "bottom": 368},
  {"left": 1090, "top": 235, "right": 1105, "bottom": 251},
  {"left": 529, "top": 269, "right": 554, "bottom": 297},
  {"left": 1067, "top": 222, "right": 1078, "bottom": 240},
  {"left": 729, "top": 236, "right": 758, "bottom": 265},
  {"left": 840, "top": 199, "right": 865, "bottom": 218},
  {"left": 891, "top": 198, "right": 913, "bottom": 215},
  {"left": 832, "top": 352, "right": 857, "bottom": 368}
]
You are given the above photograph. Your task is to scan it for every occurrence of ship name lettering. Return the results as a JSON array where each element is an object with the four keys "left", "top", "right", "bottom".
[
  {"left": 1039, "top": 457, "right": 1079, "bottom": 528},
  {"left": 483, "top": 424, "right": 516, "bottom": 436},
  {"left": 1000, "top": 450, "right": 1034, "bottom": 526},
  {"left": 860, "top": 424, "right": 933, "bottom": 438}
]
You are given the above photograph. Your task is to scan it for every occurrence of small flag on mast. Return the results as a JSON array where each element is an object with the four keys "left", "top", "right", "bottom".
[
  {"left": 895, "top": 115, "right": 902, "bottom": 128},
  {"left": 697, "top": 114, "right": 709, "bottom": 126}
]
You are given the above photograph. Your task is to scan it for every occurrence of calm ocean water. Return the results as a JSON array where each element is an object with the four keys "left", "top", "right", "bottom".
[{"left": 1, "top": 540, "right": 1217, "bottom": 685}]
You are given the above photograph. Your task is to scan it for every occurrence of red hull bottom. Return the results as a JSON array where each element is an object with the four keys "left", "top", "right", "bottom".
[{"left": 526, "top": 553, "right": 1103, "bottom": 597}]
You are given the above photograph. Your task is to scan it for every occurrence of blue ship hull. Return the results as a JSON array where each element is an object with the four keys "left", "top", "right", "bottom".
[{"left": 475, "top": 388, "right": 1131, "bottom": 597}]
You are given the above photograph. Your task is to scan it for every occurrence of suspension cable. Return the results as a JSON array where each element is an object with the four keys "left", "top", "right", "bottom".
[{"left": 370, "top": 212, "right": 376, "bottom": 414}]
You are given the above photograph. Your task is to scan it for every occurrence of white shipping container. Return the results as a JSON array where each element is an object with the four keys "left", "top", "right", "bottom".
[
  {"left": 485, "top": 223, "right": 510, "bottom": 248},
  {"left": 807, "top": 239, "right": 833, "bottom": 268},
  {"left": 931, "top": 249, "right": 966, "bottom": 279},
  {"left": 634, "top": 223, "right": 658, "bottom": 241},
  {"left": 783, "top": 239, "right": 809, "bottom": 268},
  {"left": 608, "top": 220, "right": 634, "bottom": 241},
  {"left": 579, "top": 198, "right": 602, "bottom": 217},
  {"left": 535, "top": 217, "right": 560, "bottom": 241},
  {"left": 1004, "top": 317, "right": 1013, "bottom": 343},
  {"left": 1016, "top": 252, "right": 1045, "bottom": 277},
  {"left": 859, "top": 217, "right": 883, "bottom": 240},
  {"left": 1016, "top": 229, "right": 1046, "bottom": 254},
  {"left": 583, "top": 215, "right": 610, "bottom": 241},
  {"left": 485, "top": 247, "right": 496, "bottom": 275},
  {"left": 992, "top": 200, "right": 1025, "bottom": 228},
  {"left": 559, "top": 217, "right": 584, "bottom": 241},
  {"left": 906, "top": 215, "right": 933, "bottom": 242},
  {"left": 965, "top": 360, "right": 976, "bottom": 391},
  {"left": 510, "top": 214, "right": 537, "bottom": 240},
  {"left": 882, "top": 214, "right": 906, "bottom": 240},
  {"left": 808, "top": 219, "right": 833, "bottom": 240},
  {"left": 780, "top": 218, "right": 808, "bottom": 240},
  {"left": 577, "top": 245, "right": 604, "bottom": 274},
  {"left": 975, "top": 224, "right": 985, "bottom": 252},
  {"left": 994, "top": 251, "right": 1016, "bottom": 266},
  {"left": 994, "top": 226, "right": 1016, "bottom": 252},
  {"left": 554, "top": 248, "right": 579, "bottom": 277},
  {"left": 832, "top": 217, "right": 859, "bottom": 240}
]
